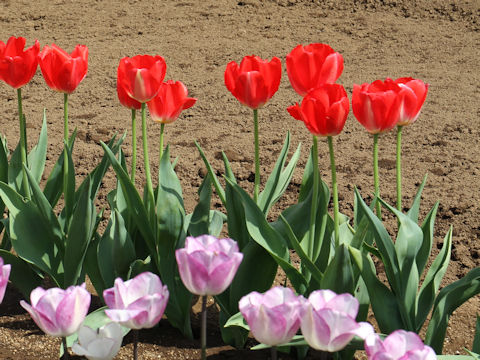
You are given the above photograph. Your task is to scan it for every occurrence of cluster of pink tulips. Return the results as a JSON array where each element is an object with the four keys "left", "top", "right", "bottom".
[{"left": 0, "top": 33, "right": 448, "bottom": 360}]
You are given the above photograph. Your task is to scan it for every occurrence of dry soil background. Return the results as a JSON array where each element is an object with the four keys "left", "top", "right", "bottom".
[{"left": 0, "top": 0, "right": 479, "bottom": 359}]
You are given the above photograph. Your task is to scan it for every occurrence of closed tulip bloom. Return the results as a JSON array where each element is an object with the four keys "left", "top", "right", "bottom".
[
  {"left": 365, "top": 330, "right": 437, "bottom": 360},
  {"left": 286, "top": 43, "right": 344, "bottom": 96},
  {"left": 103, "top": 272, "right": 169, "bottom": 330},
  {"left": 224, "top": 55, "right": 281, "bottom": 109},
  {"left": 0, "top": 257, "right": 11, "bottom": 304},
  {"left": 20, "top": 284, "right": 91, "bottom": 337},
  {"left": 239, "top": 287, "right": 302, "bottom": 346},
  {"left": 117, "top": 61, "right": 141, "bottom": 110},
  {"left": 38, "top": 44, "right": 88, "bottom": 94},
  {"left": 287, "top": 84, "right": 349, "bottom": 136},
  {"left": 147, "top": 80, "right": 196, "bottom": 123},
  {"left": 395, "top": 77, "right": 429, "bottom": 126},
  {"left": 352, "top": 78, "right": 402, "bottom": 134},
  {"left": 175, "top": 235, "right": 243, "bottom": 296},
  {"left": 301, "top": 289, "right": 374, "bottom": 352},
  {"left": 72, "top": 322, "right": 123, "bottom": 360},
  {"left": 0, "top": 36, "right": 40, "bottom": 89},
  {"left": 117, "top": 55, "right": 166, "bottom": 103}
]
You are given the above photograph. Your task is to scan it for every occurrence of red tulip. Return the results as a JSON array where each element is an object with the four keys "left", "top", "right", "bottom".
[
  {"left": 0, "top": 36, "right": 40, "bottom": 89},
  {"left": 352, "top": 78, "right": 402, "bottom": 134},
  {"left": 117, "top": 60, "right": 141, "bottom": 110},
  {"left": 38, "top": 44, "right": 88, "bottom": 94},
  {"left": 224, "top": 55, "right": 281, "bottom": 109},
  {"left": 286, "top": 43, "right": 344, "bottom": 96},
  {"left": 288, "top": 84, "right": 349, "bottom": 137},
  {"left": 147, "top": 80, "right": 196, "bottom": 124},
  {"left": 117, "top": 55, "right": 166, "bottom": 103},
  {"left": 395, "top": 77, "right": 429, "bottom": 126}
]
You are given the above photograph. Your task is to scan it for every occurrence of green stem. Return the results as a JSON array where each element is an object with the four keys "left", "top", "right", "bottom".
[
  {"left": 308, "top": 135, "right": 319, "bottom": 259},
  {"left": 253, "top": 109, "right": 260, "bottom": 203},
  {"left": 271, "top": 346, "right": 278, "bottom": 360},
  {"left": 201, "top": 295, "right": 207, "bottom": 360},
  {"left": 141, "top": 103, "right": 155, "bottom": 207},
  {"left": 159, "top": 123, "right": 165, "bottom": 162},
  {"left": 17, "top": 88, "right": 30, "bottom": 198},
  {"left": 62, "top": 337, "right": 69, "bottom": 360},
  {"left": 373, "top": 133, "right": 381, "bottom": 219},
  {"left": 63, "top": 93, "right": 69, "bottom": 210},
  {"left": 328, "top": 136, "right": 339, "bottom": 248},
  {"left": 131, "top": 109, "right": 137, "bottom": 183},
  {"left": 133, "top": 329, "right": 138, "bottom": 360},
  {"left": 396, "top": 125, "right": 403, "bottom": 212}
]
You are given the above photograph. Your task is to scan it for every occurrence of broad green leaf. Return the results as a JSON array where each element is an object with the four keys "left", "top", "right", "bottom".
[
  {"left": 188, "top": 173, "right": 212, "bottom": 236},
  {"left": 64, "top": 178, "right": 94, "bottom": 286},
  {"left": 0, "top": 250, "right": 42, "bottom": 298},
  {"left": 473, "top": 315, "right": 480, "bottom": 353},
  {"left": 63, "top": 141, "right": 76, "bottom": 228},
  {"left": 407, "top": 174, "right": 428, "bottom": 223},
  {"left": 416, "top": 227, "right": 452, "bottom": 331},
  {"left": 83, "top": 233, "right": 107, "bottom": 302},
  {"left": 349, "top": 247, "right": 404, "bottom": 333},
  {"left": 417, "top": 202, "right": 439, "bottom": 276},
  {"left": 27, "top": 110, "right": 48, "bottom": 183},
  {"left": 0, "top": 182, "right": 62, "bottom": 286},
  {"left": 208, "top": 210, "right": 226, "bottom": 237},
  {"left": 258, "top": 132, "right": 301, "bottom": 215},
  {"left": 7, "top": 140, "right": 22, "bottom": 194},
  {"left": 224, "top": 173, "right": 250, "bottom": 251},
  {"left": 195, "top": 141, "right": 226, "bottom": 205},
  {"left": 321, "top": 244, "right": 355, "bottom": 294},
  {"left": 224, "top": 311, "right": 249, "bottom": 331},
  {"left": 0, "top": 137, "right": 8, "bottom": 225},
  {"left": 425, "top": 268, "right": 480, "bottom": 353}
]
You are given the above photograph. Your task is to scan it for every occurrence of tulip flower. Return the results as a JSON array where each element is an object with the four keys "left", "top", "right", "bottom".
[
  {"left": 20, "top": 284, "right": 91, "bottom": 359},
  {"left": 365, "top": 330, "right": 436, "bottom": 360},
  {"left": 352, "top": 78, "right": 402, "bottom": 218},
  {"left": 0, "top": 36, "right": 40, "bottom": 89},
  {"left": 0, "top": 257, "right": 11, "bottom": 304},
  {"left": 147, "top": 80, "right": 196, "bottom": 159},
  {"left": 300, "top": 289, "right": 374, "bottom": 352},
  {"left": 288, "top": 84, "right": 349, "bottom": 250},
  {"left": 176, "top": 235, "right": 243, "bottom": 360},
  {"left": 104, "top": 272, "right": 169, "bottom": 360},
  {"left": 117, "top": 54, "right": 167, "bottom": 207},
  {"left": 38, "top": 44, "right": 88, "bottom": 94},
  {"left": 224, "top": 55, "right": 281, "bottom": 202},
  {"left": 286, "top": 43, "right": 344, "bottom": 96},
  {"left": 239, "top": 287, "right": 302, "bottom": 359},
  {"left": 72, "top": 322, "right": 123, "bottom": 360},
  {"left": 0, "top": 36, "right": 40, "bottom": 198},
  {"left": 394, "top": 77, "right": 429, "bottom": 211}
]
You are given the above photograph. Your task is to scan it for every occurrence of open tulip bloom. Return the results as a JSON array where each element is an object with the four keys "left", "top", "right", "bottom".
[
  {"left": 365, "top": 330, "right": 436, "bottom": 360},
  {"left": 20, "top": 284, "right": 91, "bottom": 359},
  {"left": 239, "top": 287, "right": 302, "bottom": 360},
  {"left": 286, "top": 43, "right": 344, "bottom": 96},
  {"left": 72, "top": 322, "right": 123, "bottom": 360},
  {"left": 224, "top": 54, "right": 282, "bottom": 202},
  {"left": 300, "top": 290, "right": 374, "bottom": 353},
  {"left": 176, "top": 235, "right": 243, "bottom": 360},
  {"left": 0, "top": 257, "right": 11, "bottom": 304},
  {"left": 0, "top": 36, "right": 40, "bottom": 198},
  {"left": 103, "top": 272, "right": 169, "bottom": 360}
]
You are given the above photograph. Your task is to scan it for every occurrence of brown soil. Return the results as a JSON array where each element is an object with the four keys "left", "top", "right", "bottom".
[{"left": 0, "top": 0, "right": 479, "bottom": 358}]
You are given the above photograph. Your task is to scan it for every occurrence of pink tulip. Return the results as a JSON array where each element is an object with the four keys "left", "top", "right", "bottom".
[
  {"left": 20, "top": 284, "right": 91, "bottom": 337},
  {"left": 0, "top": 257, "right": 11, "bottom": 304},
  {"left": 175, "top": 235, "right": 243, "bottom": 296},
  {"left": 239, "top": 286, "right": 302, "bottom": 346},
  {"left": 300, "top": 289, "right": 374, "bottom": 352},
  {"left": 103, "top": 272, "right": 169, "bottom": 330},
  {"left": 365, "top": 330, "right": 436, "bottom": 360},
  {"left": 395, "top": 77, "right": 429, "bottom": 126}
]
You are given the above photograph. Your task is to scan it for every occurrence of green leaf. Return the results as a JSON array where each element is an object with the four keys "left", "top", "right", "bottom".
[
  {"left": 7, "top": 140, "right": 22, "bottom": 194},
  {"left": 27, "top": 110, "right": 48, "bottom": 184},
  {"left": 188, "top": 173, "right": 212, "bottom": 236},
  {"left": 83, "top": 233, "right": 107, "bottom": 302},
  {"left": 225, "top": 177, "right": 307, "bottom": 294},
  {"left": 349, "top": 246, "right": 404, "bottom": 333},
  {"left": 258, "top": 132, "right": 301, "bottom": 215},
  {"left": 224, "top": 311, "right": 250, "bottom": 331},
  {"left": 473, "top": 315, "right": 480, "bottom": 353},
  {"left": 63, "top": 140, "right": 76, "bottom": 227},
  {"left": 321, "top": 244, "right": 354, "bottom": 294},
  {"left": 417, "top": 202, "right": 439, "bottom": 276},
  {"left": 0, "top": 250, "right": 42, "bottom": 298},
  {"left": 224, "top": 173, "right": 250, "bottom": 251},
  {"left": 64, "top": 177, "right": 94, "bottom": 286},
  {"left": 0, "top": 182, "right": 62, "bottom": 286},
  {"left": 195, "top": 141, "right": 226, "bottom": 205},
  {"left": 416, "top": 227, "right": 452, "bottom": 331},
  {"left": 407, "top": 174, "right": 427, "bottom": 223},
  {"left": 425, "top": 267, "right": 480, "bottom": 353}
]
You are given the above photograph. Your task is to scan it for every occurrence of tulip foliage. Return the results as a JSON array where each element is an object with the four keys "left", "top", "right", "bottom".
[{"left": 0, "top": 35, "right": 480, "bottom": 360}]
